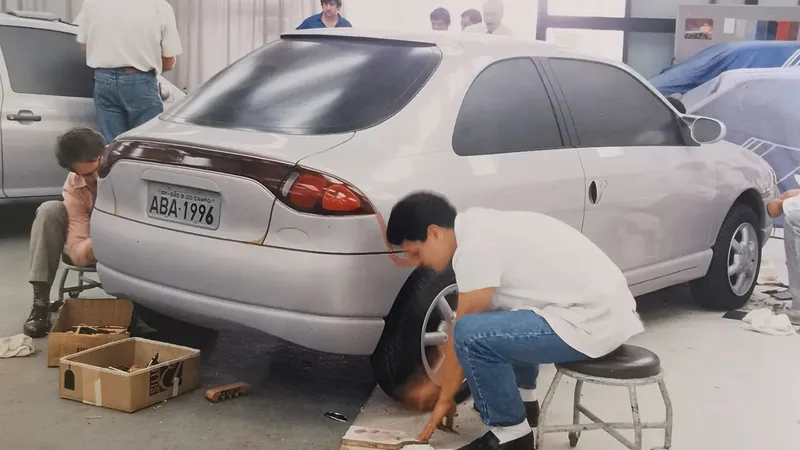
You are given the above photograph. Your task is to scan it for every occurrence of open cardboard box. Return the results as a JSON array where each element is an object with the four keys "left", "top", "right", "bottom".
[
  {"left": 47, "top": 298, "right": 133, "bottom": 367},
  {"left": 59, "top": 337, "right": 200, "bottom": 413}
]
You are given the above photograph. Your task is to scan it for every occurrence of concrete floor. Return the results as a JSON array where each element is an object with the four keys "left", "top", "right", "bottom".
[
  {"left": 2, "top": 202, "right": 799, "bottom": 450},
  {"left": 0, "top": 204, "right": 375, "bottom": 450}
]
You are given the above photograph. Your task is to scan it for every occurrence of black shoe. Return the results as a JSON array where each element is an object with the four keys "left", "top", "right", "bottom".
[
  {"left": 457, "top": 431, "right": 533, "bottom": 450},
  {"left": 474, "top": 401, "right": 540, "bottom": 428},
  {"left": 23, "top": 304, "right": 51, "bottom": 338}
]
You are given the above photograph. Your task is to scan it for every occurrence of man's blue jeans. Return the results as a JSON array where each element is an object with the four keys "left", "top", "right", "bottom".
[
  {"left": 783, "top": 211, "right": 800, "bottom": 310},
  {"left": 93, "top": 69, "right": 164, "bottom": 144},
  {"left": 454, "top": 310, "right": 588, "bottom": 427}
]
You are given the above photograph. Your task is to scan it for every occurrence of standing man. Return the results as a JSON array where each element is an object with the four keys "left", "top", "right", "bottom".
[
  {"left": 388, "top": 192, "right": 644, "bottom": 450},
  {"left": 297, "top": 0, "right": 353, "bottom": 29},
  {"left": 23, "top": 129, "right": 106, "bottom": 338},
  {"left": 460, "top": 9, "right": 483, "bottom": 31},
  {"left": 465, "top": 0, "right": 514, "bottom": 36},
  {"left": 75, "top": 0, "right": 183, "bottom": 144},
  {"left": 430, "top": 7, "right": 452, "bottom": 32},
  {"left": 768, "top": 190, "right": 800, "bottom": 325}
]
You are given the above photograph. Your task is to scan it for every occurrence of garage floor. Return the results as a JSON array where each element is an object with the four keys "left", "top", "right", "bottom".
[{"left": 1, "top": 203, "right": 798, "bottom": 450}]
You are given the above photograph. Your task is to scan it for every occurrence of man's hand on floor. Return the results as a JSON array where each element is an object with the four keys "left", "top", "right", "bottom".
[{"left": 417, "top": 398, "right": 457, "bottom": 442}]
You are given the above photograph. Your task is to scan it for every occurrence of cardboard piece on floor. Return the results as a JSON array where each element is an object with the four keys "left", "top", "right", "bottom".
[
  {"left": 47, "top": 298, "right": 133, "bottom": 367},
  {"left": 59, "top": 337, "right": 200, "bottom": 413},
  {"left": 341, "top": 427, "right": 430, "bottom": 449}
]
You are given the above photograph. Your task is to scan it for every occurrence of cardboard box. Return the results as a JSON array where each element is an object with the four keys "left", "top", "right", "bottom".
[
  {"left": 59, "top": 338, "right": 200, "bottom": 413},
  {"left": 47, "top": 298, "right": 133, "bottom": 367}
]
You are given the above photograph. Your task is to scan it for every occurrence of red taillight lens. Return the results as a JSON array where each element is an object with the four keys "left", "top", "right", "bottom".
[
  {"left": 279, "top": 169, "right": 374, "bottom": 216},
  {"left": 98, "top": 142, "right": 127, "bottom": 179}
]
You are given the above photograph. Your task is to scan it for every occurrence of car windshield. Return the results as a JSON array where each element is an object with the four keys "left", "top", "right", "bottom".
[{"left": 164, "top": 36, "right": 442, "bottom": 135}]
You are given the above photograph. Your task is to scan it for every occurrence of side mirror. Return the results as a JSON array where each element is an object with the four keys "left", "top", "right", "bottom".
[
  {"left": 683, "top": 115, "right": 726, "bottom": 144},
  {"left": 158, "top": 82, "right": 172, "bottom": 102}
]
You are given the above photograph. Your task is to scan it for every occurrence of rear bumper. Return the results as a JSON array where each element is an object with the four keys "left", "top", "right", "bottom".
[{"left": 92, "top": 210, "right": 411, "bottom": 355}]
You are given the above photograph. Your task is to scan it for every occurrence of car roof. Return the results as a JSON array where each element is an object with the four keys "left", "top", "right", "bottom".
[
  {"left": 0, "top": 10, "right": 77, "bottom": 34},
  {"left": 284, "top": 27, "right": 603, "bottom": 61}
]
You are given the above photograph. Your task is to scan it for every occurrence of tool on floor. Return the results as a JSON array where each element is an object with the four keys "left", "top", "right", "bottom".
[
  {"left": 205, "top": 382, "right": 250, "bottom": 403},
  {"left": 341, "top": 427, "right": 428, "bottom": 449},
  {"left": 325, "top": 412, "right": 348, "bottom": 423}
]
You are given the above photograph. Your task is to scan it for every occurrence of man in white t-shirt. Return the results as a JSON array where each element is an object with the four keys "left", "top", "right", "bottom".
[
  {"left": 75, "top": 0, "right": 183, "bottom": 144},
  {"left": 386, "top": 192, "right": 644, "bottom": 450},
  {"left": 464, "top": 0, "right": 514, "bottom": 36},
  {"left": 768, "top": 190, "right": 800, "bottom": 325}
]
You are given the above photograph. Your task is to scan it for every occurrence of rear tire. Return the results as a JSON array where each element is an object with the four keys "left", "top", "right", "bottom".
[
  {"left": 371, "top": 267, "right": 470, "bottom": 403},
  {"left": 691, "top": 203, "right": 762, "bottom": 311}
]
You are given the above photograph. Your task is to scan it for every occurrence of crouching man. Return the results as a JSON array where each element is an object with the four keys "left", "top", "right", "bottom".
[
  {"left": 23, "top": 128, "right": 105, "bottom": 338},
  {"left": 387, "top": 192, "right": 644, "bottom": 450},
  {"left": 767, "top": 190, "right": 800, "bottom": 325}
]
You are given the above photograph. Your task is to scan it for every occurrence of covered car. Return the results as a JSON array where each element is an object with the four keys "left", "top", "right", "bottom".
[
  {"left": 649, "top": 41, "right": 800, "bottom": 97},
  {"left": 684, "top": 67, "right": 800, "bottom": 226}
]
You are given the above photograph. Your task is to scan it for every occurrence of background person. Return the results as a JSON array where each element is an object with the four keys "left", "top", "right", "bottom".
[
  {"left": 430, "top": 7, "right": 451, "bottom": 31},
  {"left": 22, "top": 129, "right": 106, "bottom": 338},
  {"left": 460, "top": 8, "right": 483, "bottom": 30},
  {"left": 465, "top": 0, "right": 513, "bottom": 36},
  {"left": 75, "top": 0, "right": 183, "bottom": 144},
  {"left": 297, "top": 0, "right": 353, "bottom": 29},
  {"left": 767, "top": 190, "right": 800, "bottom": 325}
]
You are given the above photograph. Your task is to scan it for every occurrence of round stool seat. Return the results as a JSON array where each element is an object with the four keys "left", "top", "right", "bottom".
[{"left": 557, "top": 345, "right": 661, "bottom": 379}]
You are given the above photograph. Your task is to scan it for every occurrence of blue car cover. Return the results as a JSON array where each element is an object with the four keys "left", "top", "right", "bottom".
[{"left": 649, "top": 41, "right": 800, "bottom": 96}]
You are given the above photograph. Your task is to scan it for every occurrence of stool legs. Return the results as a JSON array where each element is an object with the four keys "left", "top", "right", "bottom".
[
  {"left": 57, "top": 267, "right": 70, "bottom": 304},
  {"left": 628, "top": 385, "right": 642, "bottom": 450},
  {"left": 656, "top": 379, "right": 673, "bottom": 449},
  {"left": 569, "top": 380, "right": 584, "bottom": 447},
  {"left": 536, "top": 369, "right": 564, "bottom": 449}
]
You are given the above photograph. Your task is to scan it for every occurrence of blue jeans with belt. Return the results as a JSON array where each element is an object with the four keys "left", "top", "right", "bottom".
[
  {"left": 454, "top": 310, "right": 588, "bottom": 427},
  {"left": 93, "top": 68, "right": 163, "bottom": 144}
]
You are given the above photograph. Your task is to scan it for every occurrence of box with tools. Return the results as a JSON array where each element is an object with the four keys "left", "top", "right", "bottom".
[
  {"left": 47, "top": 298, "right": 133, "bottom": 367},
  {"left": 59, "top": 337, "right": 200, "bottom": 412}
]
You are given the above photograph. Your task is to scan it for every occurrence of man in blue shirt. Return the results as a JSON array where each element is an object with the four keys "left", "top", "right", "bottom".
[{"left": 297, "top": 0, "right": 352, "bottom": 29}]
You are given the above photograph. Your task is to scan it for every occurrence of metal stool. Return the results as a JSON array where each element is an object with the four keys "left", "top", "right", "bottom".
[
  {"left": 51, "top": 251, "right": 103, "bottom": 312},
  {"left": 536, "top": 345, "right": 673, "bottom": 450}
]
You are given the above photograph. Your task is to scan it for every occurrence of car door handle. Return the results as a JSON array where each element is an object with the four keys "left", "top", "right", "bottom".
[
  {"left": 7, "top": 110, "right": 42, "bottom": 122},
  {"left": 589, "top": 180, "right": 605, "bottom": 205}
]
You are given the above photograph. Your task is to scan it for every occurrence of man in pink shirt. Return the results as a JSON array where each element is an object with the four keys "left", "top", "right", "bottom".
[{"left": 23, "top": 128, "right": 105, "bottom": 338}]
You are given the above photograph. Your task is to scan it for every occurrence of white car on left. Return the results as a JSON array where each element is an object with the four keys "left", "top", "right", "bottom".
[{"left": 0, "top": 10, "right": 185, "bottom": 204}]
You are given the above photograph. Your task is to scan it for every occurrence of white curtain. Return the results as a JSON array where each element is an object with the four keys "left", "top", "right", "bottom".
[{"left": 2, "top": 0, "right": 318, "bottom": 91}]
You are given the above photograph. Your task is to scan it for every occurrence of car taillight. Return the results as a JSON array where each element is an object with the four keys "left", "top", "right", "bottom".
[
  {"left": 95, "top": 140, "right": 374, "bottom": 217},
  {"left": 277, "top": 168, "right": 374, "bottom": 216}
]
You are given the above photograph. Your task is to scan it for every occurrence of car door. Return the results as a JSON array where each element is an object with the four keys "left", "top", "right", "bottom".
[
  {"left": 0, "top": 25, "right": 96, "bottom": 198},
  {"left": 542, "top": 56, "right": 717, "bottom": 284},
  {"left": 450, "top": 57, "right": 586, "bottom": 231}
]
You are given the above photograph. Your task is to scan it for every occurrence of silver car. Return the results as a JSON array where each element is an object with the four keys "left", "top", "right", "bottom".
[
  {"left": 0, "top": 10, "right": 184, "bottom": 203},
  {"left": 91, "top": 29, "right": 778, "bottom": 399}
]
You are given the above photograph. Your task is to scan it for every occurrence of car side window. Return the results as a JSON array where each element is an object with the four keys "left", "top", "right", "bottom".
[
  {"left": 0, "top": 25, "right": 94, "bottom": 98},
  {"left": 547, "top": 58, "right": 685, "bottom": 148},
  {"left": 453, "top": 58, "right": 564, "bottom": 156}
]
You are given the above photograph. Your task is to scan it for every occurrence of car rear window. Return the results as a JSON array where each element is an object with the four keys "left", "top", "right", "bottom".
[{"left": 164, "top": 36, "right": 442, "bottom": 135}]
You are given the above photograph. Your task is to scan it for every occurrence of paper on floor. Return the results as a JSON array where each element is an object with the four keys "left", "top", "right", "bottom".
[
  {"left": 0, "top": 334, "right": 35, "bottom": 358},
  {"left": 742, "top": 308, "right": 797, "bottom": 336}
]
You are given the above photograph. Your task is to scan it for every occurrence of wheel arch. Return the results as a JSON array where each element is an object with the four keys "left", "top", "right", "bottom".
[{"left": 709, "top": 188, "right": 765, "bottom": 248}]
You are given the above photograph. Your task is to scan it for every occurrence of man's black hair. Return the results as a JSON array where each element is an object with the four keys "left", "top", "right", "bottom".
[
  {"left": 55, "top": 127, "right": 106, "bottom": 170},
  {"left": 461, "top": 8, "right": 483, "bottom": 24},
  {"left": 321, "top": 0, "right": 343, "bottom": 8},
  {"left": 430, "top": 7, "right": 451, "bottom": 25},
  {"left": 386, "top": 191, "right": 457, "bottom": 245}
]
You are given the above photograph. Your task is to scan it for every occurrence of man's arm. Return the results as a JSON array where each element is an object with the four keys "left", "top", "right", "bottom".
[
  {"left": 160, "top": 4, "right": 183, "bottom": 72},
  {"left": 768, "top": 189, "right": 800, "bottom": 218},
  {"left": 63, "top": 190, "right": 95, "bottom": 267}
]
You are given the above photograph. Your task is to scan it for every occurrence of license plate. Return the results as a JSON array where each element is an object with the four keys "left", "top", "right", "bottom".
[{"left": 146, "top": 183, "right": 221, "bottom": 230}]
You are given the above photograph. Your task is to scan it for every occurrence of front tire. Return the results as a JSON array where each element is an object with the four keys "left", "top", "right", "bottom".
[
  {"left": 691, "top": 203, "right": 761, "bottom": 311},
  {"left": 371, "top": 267, "right": 469, "bottom": 403}
]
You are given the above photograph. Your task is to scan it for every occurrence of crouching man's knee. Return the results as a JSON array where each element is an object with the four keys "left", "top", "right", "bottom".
[
  {"left": 454, "top": 314, "right": 484, "bottom": 355},
  {"left": 36, "top": 201, "right": 67, "bottom": 223}
]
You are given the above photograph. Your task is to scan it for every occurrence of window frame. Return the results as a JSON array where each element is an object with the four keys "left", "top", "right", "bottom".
[
  {"left": 451, "top": 56, "right": 570, "bottom": 157},
  {"left": 0, "top": 24, "right": 94, "bottom": 99},
  {"left": 541, "top": 56, "right": 695, "bottom": 148}
]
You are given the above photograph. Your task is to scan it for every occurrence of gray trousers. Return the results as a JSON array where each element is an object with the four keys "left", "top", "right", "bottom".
[
  {"left": 28, "top": 201, "right": 68, "bottom": 288},
  {"left": 783, "top": 211, "right": 800, "bottom": 310}
]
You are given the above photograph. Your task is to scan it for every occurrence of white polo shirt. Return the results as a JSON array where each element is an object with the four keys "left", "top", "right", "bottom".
[
  {"left": 75, "top": 0, "right": 183, "bottom": 74},
  {"left": 452, "top": 208, "right": 645, "bottom": 358}
]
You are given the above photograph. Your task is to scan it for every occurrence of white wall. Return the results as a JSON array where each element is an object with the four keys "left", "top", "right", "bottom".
[{"left": 342, "top": 0, "right": 537, "bottom": 38}]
